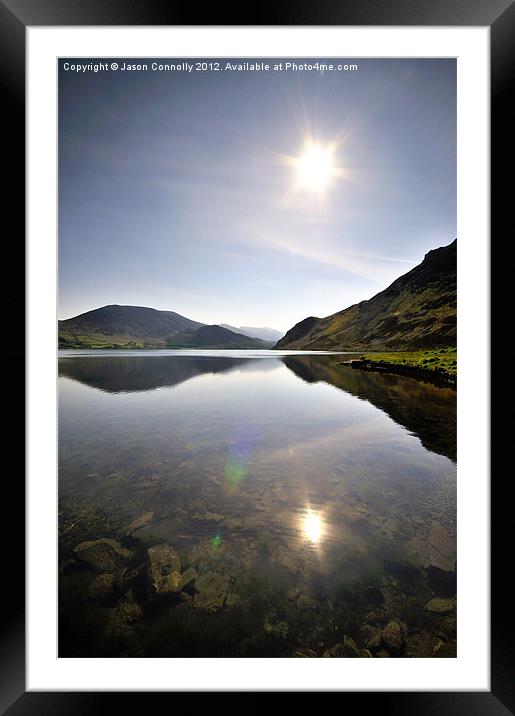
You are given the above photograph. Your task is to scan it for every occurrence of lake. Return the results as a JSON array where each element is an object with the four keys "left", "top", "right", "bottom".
[{"left": 58, "top": 350, "right": 457, "bottom": 658}]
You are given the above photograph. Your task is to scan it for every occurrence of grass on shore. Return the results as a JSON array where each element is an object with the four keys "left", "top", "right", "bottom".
[
  {"left": 59, "top": 333, "right": 150, "bottom": 349},
  {"left": 362, "top": 347, "right": 457, "bottom": 376}
]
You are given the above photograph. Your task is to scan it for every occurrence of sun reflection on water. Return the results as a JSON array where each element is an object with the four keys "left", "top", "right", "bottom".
[{"left": 303, "top": 509, "right": 323, "bottom": 544}]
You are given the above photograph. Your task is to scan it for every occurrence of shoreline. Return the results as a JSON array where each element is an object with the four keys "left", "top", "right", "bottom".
[{"left": 338, "top": 357, "right": 456, "bottom": 388}]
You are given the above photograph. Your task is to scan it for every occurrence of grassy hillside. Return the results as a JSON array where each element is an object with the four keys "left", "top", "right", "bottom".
[
  {"left": 276, "top": 240, "right": 456, "bottom": 351},
  {"left": 58, "top": 333, "right": 150, "bottom": 349}
]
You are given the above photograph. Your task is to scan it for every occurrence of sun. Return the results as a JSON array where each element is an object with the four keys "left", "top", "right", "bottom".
[
  {"left": 277, "top": 137, "right": 343, "bottom": 203},
  {"left": 296, "top": 143, "right": 335, "bottom": 192}
]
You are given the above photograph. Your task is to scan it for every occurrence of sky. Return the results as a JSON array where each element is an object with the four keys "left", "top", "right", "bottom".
[{"left": 58, "top": 58, "right": 456, "bottom": 332}]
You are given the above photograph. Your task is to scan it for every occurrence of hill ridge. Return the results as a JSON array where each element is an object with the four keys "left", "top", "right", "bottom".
[{"left": 275, "top": 239, "right": 456, "bottom": 351}]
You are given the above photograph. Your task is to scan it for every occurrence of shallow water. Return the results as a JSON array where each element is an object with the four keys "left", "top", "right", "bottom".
[{"left": 58, "top": 351, "right": 457, "bottom": 657}]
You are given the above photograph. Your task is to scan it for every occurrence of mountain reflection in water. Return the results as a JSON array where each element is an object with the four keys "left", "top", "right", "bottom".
[
  {"left": 58, "top": 351, "right": 457, "bottom": 658},
  {"left": 59, "top": 352, "right": 456, "bottom": 461},
  {"left": 283, "top": 356, "right": 456, "bottom": 463}
]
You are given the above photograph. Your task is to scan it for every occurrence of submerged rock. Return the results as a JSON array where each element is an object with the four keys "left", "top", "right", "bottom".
[
  {"left": 365, "top": 630, "right": 383, "bottom": 653},
  {"left": 226, "top": 591, "right": 242, "bottom": 608},
  {"left": 376, "top": 649, "right": 391, "bottom": 658},
  {"left": 188, "top": 541, "right": 226, "bottom": 575},
  {"left": 297, "top": 594, "right": 317, "bottom": 611},
  {"left": 438, "top": 615, "right": 457, "bottom": 639},
  {"left": 126, "top": 511, "right": 154, "bottom": 535},
  {"left": 193, "top": 572, "right": 230, "bottom": 612},
  {"left": 405, "top": 631, "right": 445, "bottom": 658},
  {"left": 88, "top": 572, "right": 116, "bottom": 600},
  {"left": 147, "top": 543, "right": 182, "bottom": 595},
  {"left": 74, "top": 538, "right": 133, "bottom": 572},
  {"left": 425, "top": 597, "right": 456, "bottom": 615},
  {"left": 180, "top": 592, "right": 193, "bottom": 606},
  {"left": 272, "top": 544, "right": 300, "bottom": 575},
  {"left": 381, "top": 621, "right": 406, "bottom": 655},
  {"left": 292, "top": 648, "right": 318, "bottom": 657},
  {"left": 322, "top": 636, "right": 370, "bottom": 658},
  {"left": 425, "top": 565, "right": 456, "bottom": 597},
  {"left": 435, "top": 638, "right": 457, "bottom": 657},
  {"left": 264, "top": 611, "right": 289, "bottom": 639},
  {"left": 191, "top": 510, "right": 224, "bottom": 522},
  {"left": 104, "top": 589, "right": 143, "bottom": 645},
  {"left": 179, "top": 568, "right": 198, "bottom": 592},
  {"left": 117, "top": 589, "right": 143, "bottom": 624},
  {"left": 408, "top": 521, "right": 456, "bottom": 572},
  {"left": 364, "top": 586, "right": 385, "bottom": 607},
  {"left": 120, "top": 563, "right": 146, "bottom": 591}
]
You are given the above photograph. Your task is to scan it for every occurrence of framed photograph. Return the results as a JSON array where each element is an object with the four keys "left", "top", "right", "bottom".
[{"left": 3, "top": 0, "right": 507, "bottom": 711}]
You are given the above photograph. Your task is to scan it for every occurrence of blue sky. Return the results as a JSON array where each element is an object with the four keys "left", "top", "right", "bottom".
[{"left": 59, "top": 58, "right": 456, "bottom": 331}]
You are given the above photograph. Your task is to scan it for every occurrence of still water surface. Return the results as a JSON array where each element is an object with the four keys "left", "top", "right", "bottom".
[{"left": 58, "top": 351, "right": 456, "bottom": 657}]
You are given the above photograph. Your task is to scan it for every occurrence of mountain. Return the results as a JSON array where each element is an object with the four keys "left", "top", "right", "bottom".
[
  {"left": 220, "top": 324, "right": 284, "bottom": 343},
  {"left": 166, "top": 325, "right": 269, "bottom": 349},
  {"left": 59, "top": 305, "right": 270, "bottom": 350},
  {"left": 59, "top": 304, "right": 204, "bottom": 348},
  {"left": 59, "top": 305, "right": 278, "bottom": 349},
  {"left": 275, "top": 240, "right": 456, "bottom": 351}
]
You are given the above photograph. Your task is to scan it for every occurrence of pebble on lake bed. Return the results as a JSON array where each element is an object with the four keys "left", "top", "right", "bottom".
[
  {"left": 73, "top": 538, "right": 133, "bottom": 573},
  {"left": 381, "top": 621, "right": 406, "bottom": 655},
  {"left": 193, "top": 572, "right": 230, "bottom": 612},
  {"left": 147, "top": 543, "right": 182, "bottom": 595},
  {"left": 322, "top": 636, "right": 371, "bottom": 658},
  {"left": 87, "top": 572, "right": 116, "bottom": 600},
  {"left": 126, "top": 511, "right": 154, "bottom": 535},
  {"left": 425, "top": 597, "right": 456, "bottom": 615}
]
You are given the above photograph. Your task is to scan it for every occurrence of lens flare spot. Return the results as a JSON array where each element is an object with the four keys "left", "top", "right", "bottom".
[
  {"left": 225, "top": 458, "right": 247, "bottom": 490},
  {"left": 224, "top": 428, "right": 258, "bottom": 492}
]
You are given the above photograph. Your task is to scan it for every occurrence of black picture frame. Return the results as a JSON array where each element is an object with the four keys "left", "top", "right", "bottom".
[{"left": 3, "top": 0, "right": 507, "bottom": 712}]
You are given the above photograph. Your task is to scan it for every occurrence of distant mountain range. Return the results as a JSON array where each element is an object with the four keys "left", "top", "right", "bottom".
[
  {"left": 166, "top": 325, "right": 268, "bottom": 349},
  {"left": 220, "top": 324, "right": 284, "bottom": 343},
  {"left": 276, "top": 240, "right": 456, "bottom": 351},
  {"left": 58, "top": 305, "right": 275, "bottom": 349}
]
